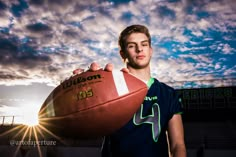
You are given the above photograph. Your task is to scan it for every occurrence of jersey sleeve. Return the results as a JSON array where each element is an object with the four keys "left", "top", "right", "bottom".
[
  {"left": 169, "top": 88, "right": 184, "bottom": 116},
  {"left": 159, "top": 81, "right": 184, "bottom": 120}
]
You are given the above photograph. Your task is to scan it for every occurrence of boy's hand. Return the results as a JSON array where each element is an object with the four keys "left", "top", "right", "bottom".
[
  {"left": 72, "top": 68, "right": 84, "bottom": 75},
  {"left": 89, "top": 62, "right": 113, "bottom": 72},
  {"left": 73, "top": 62, "right": 129, "bottom": 74},
  {"left": 89, "top": 62, "right": 129, "bottom": 73}
]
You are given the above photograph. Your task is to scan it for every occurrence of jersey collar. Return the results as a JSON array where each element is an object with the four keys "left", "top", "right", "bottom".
[{"left": 146, "top": 77, "right": 154, "bottom": 88}]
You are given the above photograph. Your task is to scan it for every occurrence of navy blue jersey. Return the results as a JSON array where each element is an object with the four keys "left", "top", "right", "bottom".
[{"left": 102, "top": 78, "right": 183, "bottom": 157}]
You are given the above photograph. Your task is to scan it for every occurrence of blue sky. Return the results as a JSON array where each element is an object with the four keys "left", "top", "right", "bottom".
[{"left": 0, "top": 0, "right": 235, "bottom": 120}]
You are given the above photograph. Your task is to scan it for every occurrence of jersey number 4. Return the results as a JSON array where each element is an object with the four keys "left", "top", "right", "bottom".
[{"left": 133, "top": 103, "right": 161, "bottom": 142}]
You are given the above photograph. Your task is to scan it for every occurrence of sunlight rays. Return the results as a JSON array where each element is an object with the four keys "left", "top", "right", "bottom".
[
  {"left": 0, "top": 119, "right": 67, "bottom": 157},
  {"left": 13, "top": 126, "right": 31, "bottom": 157},
  {"left": 0, "top": 100, "right": 71, "bottom": 157}
]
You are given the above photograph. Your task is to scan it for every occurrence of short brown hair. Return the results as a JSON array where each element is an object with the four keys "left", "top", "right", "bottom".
[{"left": 118, "top": 24, "right": 151, "bottom": 52}]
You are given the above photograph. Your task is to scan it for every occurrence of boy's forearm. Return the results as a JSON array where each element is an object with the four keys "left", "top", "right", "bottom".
[{"left": 171, "top": 144, "right": 186, "bottom": 157}]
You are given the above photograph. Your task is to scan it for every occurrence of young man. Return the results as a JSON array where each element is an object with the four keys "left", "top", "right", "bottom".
[{"left": 81, "top": 25, "right": 186, "bottom": 157}]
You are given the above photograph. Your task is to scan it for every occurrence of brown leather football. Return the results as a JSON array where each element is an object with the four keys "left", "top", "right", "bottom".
[{"left": 38, "top": 69, "right": 148, "bottom": 138}]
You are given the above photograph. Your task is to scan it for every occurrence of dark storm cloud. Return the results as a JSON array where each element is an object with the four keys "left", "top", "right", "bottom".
[
  {"left": 0, "top": 71, "right": 28, "bottom": 80},
  {"left": 63, "top": 29, "right": 80, "bottom": 38},
  {"left": 0, "top": 37, "right": 52, "bottom": 68},
  {"left": 0, "top": 1, "right": 7, "bottom": 10},
  {"left": 28, "top": 0, "right": 44, "bottom": 6},
  {"left": 109, "top": 0, "right": 133, "bottom": 5},
  {"left": 10, "top": 0, "right": 28, "bottom": 17},
  {"left": 26, "top": 22, "right": 51, "bottom": 32}
]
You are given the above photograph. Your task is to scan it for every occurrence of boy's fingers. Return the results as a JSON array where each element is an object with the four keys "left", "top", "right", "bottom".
[
  {"left": 121, "top": 68, "right": 129, "bottom": 73},
  {"left": 73, "top": 68, "right": 84, "bottom": 75},
  {"left": 89, "top": 62, "right": 101, "bottom": 71},
  {"left": 104, "top": 63, "right": 113, "bottom": 72}
]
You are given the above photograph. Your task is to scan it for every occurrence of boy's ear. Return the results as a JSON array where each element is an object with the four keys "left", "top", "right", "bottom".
[{"left": 120, "top": 50, "right": 126, "bottom": 60}]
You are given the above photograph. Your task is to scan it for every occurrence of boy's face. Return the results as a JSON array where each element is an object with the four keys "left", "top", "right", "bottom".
[{"left": 121, "top": 33, "right": 152, "bottom": 69}]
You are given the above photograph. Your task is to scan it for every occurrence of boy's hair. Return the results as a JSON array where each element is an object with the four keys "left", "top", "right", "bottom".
[{"left": 118, "top": 24, "right": 151, "bottom": 52}]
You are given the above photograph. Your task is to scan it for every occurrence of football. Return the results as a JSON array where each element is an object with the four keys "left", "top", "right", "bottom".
[{"left": 38, "top": 69, "right": 148, "bottom": 138}]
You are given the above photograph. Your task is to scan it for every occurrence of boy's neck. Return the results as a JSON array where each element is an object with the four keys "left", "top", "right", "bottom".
[{"left": 127, "top": 66, "right": 151, "bottom": 82}]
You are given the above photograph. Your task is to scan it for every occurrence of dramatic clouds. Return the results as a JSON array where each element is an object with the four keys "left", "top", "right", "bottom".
[
  {"left": 0, "top": 0, "right": 235, "bottom": 120},
  {"left": 0, "top": 0, "right": 235, "bottom": 87}
]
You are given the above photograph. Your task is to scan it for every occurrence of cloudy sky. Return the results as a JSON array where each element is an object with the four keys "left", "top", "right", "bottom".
[{"left": 0, "top": 0, "right": 235, "bottom": 122}]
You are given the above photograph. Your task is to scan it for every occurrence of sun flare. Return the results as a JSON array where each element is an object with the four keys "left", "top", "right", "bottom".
[
  {"left": 20, "top": 103, "right": 40, "bottom": 127},
  {"left": 23, "top": 113, "right": 39, "bottom": 126}
]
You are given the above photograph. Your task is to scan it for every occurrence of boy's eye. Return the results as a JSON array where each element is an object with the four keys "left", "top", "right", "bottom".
[
  {"left": 142, "top": 42, "right": 148, "bottom": 46},
  {"left": 128, "top": 44, "right": 135, "bottom": 48}
]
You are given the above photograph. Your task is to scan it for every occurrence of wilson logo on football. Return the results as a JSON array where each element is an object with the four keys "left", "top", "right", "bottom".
[{"left": 62, "top": 74, "right": 102, "bottom": 89}]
